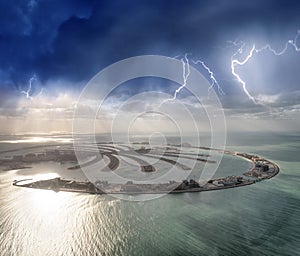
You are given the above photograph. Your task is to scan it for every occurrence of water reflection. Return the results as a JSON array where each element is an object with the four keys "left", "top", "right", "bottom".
[
  {"left": 9, "top": 190, "right": 79, "bottom": 255},
  {"left": 0, "top": 136, "right": 73, "bottom": 144},
  {"left": 1, "top": 170, "right": 130, "bottom": 255},
  {"left": 0, "top": 134, "right": 299, "bottom": 255},
  {"left": 28, "top": 189, "right": 69, "bottom": 215},
  {"left": 1, "top": 171, "right": 84, "bottom": 255}
]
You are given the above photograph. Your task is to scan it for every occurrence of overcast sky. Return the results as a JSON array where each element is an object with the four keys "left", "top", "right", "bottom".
[{"left": 0, "top": 0, "right": 300, "bottom": 134}]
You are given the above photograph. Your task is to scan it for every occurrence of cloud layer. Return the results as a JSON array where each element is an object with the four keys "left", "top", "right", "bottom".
[{"left": 1, "top": 0, "right": 300, "bottom": 133}]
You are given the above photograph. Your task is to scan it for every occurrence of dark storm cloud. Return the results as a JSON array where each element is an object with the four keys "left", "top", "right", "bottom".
[
  {"left": 1, "top": 0, "right": 300, "bottom": 94},
  {"left": 37, "top": 0, "right": 300, "bottom": 83},
  {"left": 0, "top": 0, "right": 94, "bottom": 85}
]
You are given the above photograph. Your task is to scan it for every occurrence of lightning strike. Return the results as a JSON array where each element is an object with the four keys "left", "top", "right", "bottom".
[
  {"left": 230, "top": 30, "right": 300, "bottom": 104},
  {"left": 172, "top": 53, "right": 191, "bottom": 101},
  {"left": 158, "top": 53, "right": 190, "bottom": 107},
  {"left": 21, "top": 76, "right": 37, "bottom": 100},
  {"left": 192, "top": 59, "right": 225, "bottom": 96},
  {"left": 159, "top": 53, "right": 225, "bottom": 108},
  {"left": 231, "top": 44, "right": 257, "bottom": 104}
]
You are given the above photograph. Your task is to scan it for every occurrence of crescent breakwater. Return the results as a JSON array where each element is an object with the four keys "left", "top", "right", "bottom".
[{"left": 11, "top": 145, "right": 280, "bottom": 195}]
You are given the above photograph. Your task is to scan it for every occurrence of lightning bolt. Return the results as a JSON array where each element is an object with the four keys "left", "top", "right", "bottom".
[
  {"left": 21, "top": 76, "right": 37, "bottom": 100},
  {"left": 158, "top": 53, "right": 190, "bottom": 107},
  {"left": 230, "top": 44, "right": 257, "bottom": 104},
  {"left": 171, "top": 53, "right": 191, "bottom": 101},
  {"left": 192, "top": 59, "right": 225, "bottom": 96},
  {"left": 230, "top": 30, "right": 300, "bottom": 104},
  {"left": 159, "top": 53, "right": 225, "bottom": 107},
  {"left": 159, "top": 30, "right": 300, "bottom": 107}
]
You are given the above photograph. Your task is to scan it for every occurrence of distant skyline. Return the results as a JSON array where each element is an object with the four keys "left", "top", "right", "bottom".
[{"left": 0, "top": 0, "right": 300, "bottom": 134}]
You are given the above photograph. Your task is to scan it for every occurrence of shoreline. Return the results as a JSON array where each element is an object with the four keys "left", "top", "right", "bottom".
[
  {"left": 12, "top": 149, "right": 280, "bottom": 195},
  {"left": 13, "top": 179, "right": 256, "bottom": 195}
]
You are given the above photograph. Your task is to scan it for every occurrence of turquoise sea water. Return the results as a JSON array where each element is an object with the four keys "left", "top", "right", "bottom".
[{"left": 0, "top": 133, "right": 299, "bottom": 256}]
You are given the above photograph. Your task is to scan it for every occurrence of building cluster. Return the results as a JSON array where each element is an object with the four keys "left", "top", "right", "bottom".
[
  {"left": 237, "top": 153, "right": 267, "bottom": 163},
  {"left": 210, "top": 176, "right": 244, "bottom": 187},
  {"left": 11, "top": 150, "right": 77, "bottom": 163},
  {"left": 255, "top": 162, "right": 269, "bottom": 172},
  {"left": 236, "top": 152, "right": 254, "bottom": 160},
  {"left": 111, "top": 179, "right": 201, "bottom": 192},
  {"left": 134, "top": 147, "right": 151, "bottom": 154},
  {"left": 120, "top": 181, "right": 144, "bottom": 192},
  {"left": 94, "top": 180, "right": 109, "bottom": 188},
  {"left": 29, "top": 177, "right": 99, "bottom": 193},
  {"left": 238, "top": 152, "right": 276, "bottom": 179},
  {"left": 175, "top": 179, "right": 200, "bottom": 190},
  {"left": 249, "top": 161, "right": 274, "bottom": 179}
]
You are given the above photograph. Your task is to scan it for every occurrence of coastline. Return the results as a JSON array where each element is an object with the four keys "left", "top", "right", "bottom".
[{"left": 12, "top": 148, "right": 280, "bottom": 195}]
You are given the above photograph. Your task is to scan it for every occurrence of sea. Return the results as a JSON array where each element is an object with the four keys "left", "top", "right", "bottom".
[{"left": 0, "top": 132, "right": 299, "bottom": 256}]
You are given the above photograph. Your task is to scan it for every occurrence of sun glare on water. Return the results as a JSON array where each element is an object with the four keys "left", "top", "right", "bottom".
[
  {"left": 1, "top": 136, "right": 73, "bottom": 144},
  {"left": 29, "top": 189, "right": 68, "bottom": 214}
]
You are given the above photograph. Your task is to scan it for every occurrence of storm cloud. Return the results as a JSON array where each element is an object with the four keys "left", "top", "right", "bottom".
[{"left": 1, "top": 0, "right": 300, "bottom": 133}]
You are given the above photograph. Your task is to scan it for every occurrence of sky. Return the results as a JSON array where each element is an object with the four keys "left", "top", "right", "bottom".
[{"left": 0, "top": 0, "right": 300, "bottom": 134}]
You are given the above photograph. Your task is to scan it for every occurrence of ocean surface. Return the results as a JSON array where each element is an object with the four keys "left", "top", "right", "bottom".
[{"left": 0, "top": 132, "right": 299, "bottom": 256}]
